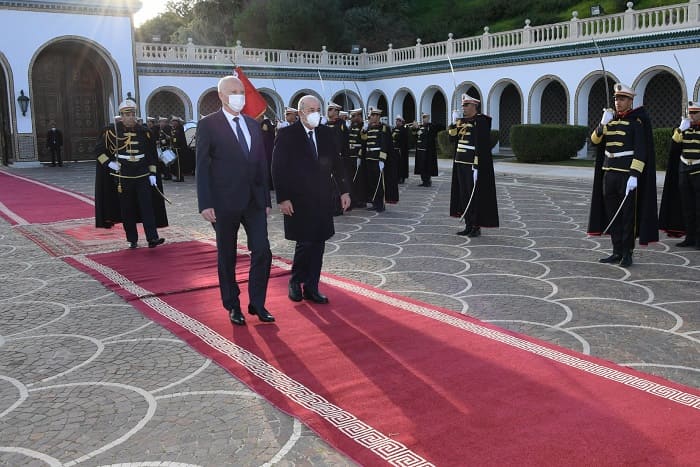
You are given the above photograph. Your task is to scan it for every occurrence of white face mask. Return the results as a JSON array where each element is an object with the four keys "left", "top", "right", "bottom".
[
  {"left": 228, "top": 94, "right": 245, "bottom": 112},
  {"left": 305, "top": 111, "right": 321, "bottom": 128}
]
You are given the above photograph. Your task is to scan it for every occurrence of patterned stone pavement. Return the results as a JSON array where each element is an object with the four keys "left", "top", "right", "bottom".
[{"left": 1, "top": 160, "right": 698, "bottom": 466}]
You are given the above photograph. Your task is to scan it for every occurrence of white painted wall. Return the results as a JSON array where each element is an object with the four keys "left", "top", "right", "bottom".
[{"left": 0, "top": 9, "right": 136, "bottom": 132}]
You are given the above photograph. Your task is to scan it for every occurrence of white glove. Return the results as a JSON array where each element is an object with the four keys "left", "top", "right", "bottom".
[
  {"left": 149, "top": 175, "right": 157, "bottom": 186},
  {"left": 356, "top": 158, "right": 361, "bottom": 168},
  {"left": 473, "top": 168, "right": 478, "bottom": 183},
  {"left": 378, "top": 161, "right": 384, "bottom": 171},
  {"left": 625, "top": 176, "right": 637, "bottom": 195},
  {"left": 600, "top": 108, "right": 614, "bottom": 126},
  {"left": 452, "top": 110, "right": 461, "bottom": 125},
  {"left": 108, "top": 161, "right": 120, "bottom": 171},
  {"left": 679, "top": 117, "right": 691, "bottom": 132}
]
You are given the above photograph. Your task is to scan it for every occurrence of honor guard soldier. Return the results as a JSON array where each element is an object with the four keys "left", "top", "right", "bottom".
[
  {"left": 363, "top": 107, "right": 396, "bottom": 211},
  {"left": 448, "top": 94, "right": 499, "bottom": 237},
  {"left": 260, "top": 113, "right": 277, "bottom": 189},
  {"left": 277, "top": 107, "right": 298, "bottom": 129},
  {"left": 325, "top": 102, "right": 350, "bottom": 214},
  {"left": 587, "top": 83, "right": 658, "bottom": 267},
  {"left": 170, "top": 116, "right": 187, "bottom": 182},
  {"left": 347, "top": 108, "right": 367, "bottom": 208},
  {"left": 660, "top": 101, "right": 700, "bottom": 248},
  {"left": 94, "top": 98, "right": 168, "bottom": 249},
  {"left": 412, "top": 113, "right": 439, "bottom": 187},
  {"left": 392, "top": 115, "right": 410, "bottom": 184},
  {"left": 157, "top": 116, "right": 173, "bottom": 180}
]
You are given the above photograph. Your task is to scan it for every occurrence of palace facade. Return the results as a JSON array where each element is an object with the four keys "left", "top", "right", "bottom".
[{"left": 1, "top": 0, "right": 699, "bottom": 165}]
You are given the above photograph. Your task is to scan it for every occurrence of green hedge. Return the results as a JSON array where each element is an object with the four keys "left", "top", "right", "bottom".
[
  {"left": 510, "top": 124, "right": 587, "bottom": 162},
  {"left": 436, "top": 129, "right": 500, "bottom": 159},
  {"left": 653, "top": 128, "right": 673, "bottom": 170}
]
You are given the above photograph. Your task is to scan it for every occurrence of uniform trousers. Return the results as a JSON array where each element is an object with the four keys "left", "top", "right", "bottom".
[
  {"left": 119, "top": 177, "right": 158, "bottom": 243},
  {"left": 603, "top": 170, "right": 636, "bottom": 254},
  {"left": 365, "top": 159, "right": 384, "bottom": 209},
  {"left": 456, "top": 162, "right": 476, "bottom": 227},
  {"left": 678, "top": 164, "right": 700, "bottom": 241}
]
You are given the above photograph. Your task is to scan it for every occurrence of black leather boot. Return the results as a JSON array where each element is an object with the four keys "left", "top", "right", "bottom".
[
  {"left": 619, "top": 251, "right": 633, "bottom": 267},
  {"left": 599, "top": 252, "right": 622, "bottom": 263}
]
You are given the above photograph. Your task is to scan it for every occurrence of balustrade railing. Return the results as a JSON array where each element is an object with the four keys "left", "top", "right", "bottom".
[{"left": 135, "top": 1, "right": 699, "bottom": 70}]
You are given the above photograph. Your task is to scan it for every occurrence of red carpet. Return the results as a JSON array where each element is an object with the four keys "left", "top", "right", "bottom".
[
  {"left": 66, "top": 241, "right": 700, "bottom": 466},
  {"left": 0, "top": 171, "right": 94, "bottom": 224}
]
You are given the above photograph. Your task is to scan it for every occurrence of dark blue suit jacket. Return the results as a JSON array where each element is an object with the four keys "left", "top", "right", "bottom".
[{"left": 196, "top": 109, "right": 271, "bottom": 213}]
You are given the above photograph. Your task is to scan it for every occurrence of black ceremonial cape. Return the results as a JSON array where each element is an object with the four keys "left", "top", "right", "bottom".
[
  {"left": 658, "top": 133, "right": 686, "bottom": 237},
  {"left": 587, "top": 106, "right": 658, "bottom": 245},
  {"left": 449, "top": 114, "right": 499, "bottom": 227}
]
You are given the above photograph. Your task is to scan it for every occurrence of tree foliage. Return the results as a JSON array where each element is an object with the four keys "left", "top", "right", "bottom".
[{"left": 137, "top": 0, "right": 680, "bottom": 51}]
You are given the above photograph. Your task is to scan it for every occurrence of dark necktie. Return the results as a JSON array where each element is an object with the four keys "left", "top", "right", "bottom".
[
  {"left": 233, "top": 116, "right": 249, "bottom": 158},
  {"left": 308, "top": 130, "right": 317, "bottom": 159}
]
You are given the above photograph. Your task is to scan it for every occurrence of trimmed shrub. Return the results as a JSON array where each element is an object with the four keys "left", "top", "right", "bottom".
[
  {"left": 510, "top": 124, "right": 587, "bottom": 162},
  {"left": 653, "top": 127, "right": 673, "bottom": 170}
]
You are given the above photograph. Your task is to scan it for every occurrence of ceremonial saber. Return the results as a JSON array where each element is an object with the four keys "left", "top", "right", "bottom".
[
  {"left": 602, "top": 192, "right": 629, "bottom": 234},
  {"left": 673, "top": 53, "right": 689, "bottom": 117},
  {"left": 153, "top": 184, "right": 173, "bottom": 205},
  {"left": 317, "top": 69, "right": 327, "bottom": 107},
  {"left": 108, "top": 99, "right": 122, "bottom": 192},
  {"left": 353, "top": 159, "right": 361, "bottom": 182},
  {"left": 592, "top": 39, "right": 611, "bottom": 109},
  {"left": 458, "top": 182, "right": 477, "bottom": 222},
  {"left": 371, "top": 165, "right": 384, "bottom": 202}
]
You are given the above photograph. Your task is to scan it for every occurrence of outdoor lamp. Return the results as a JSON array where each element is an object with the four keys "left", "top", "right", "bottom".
[{"left": 17, "top": 90, "right": 29, "bottom": 116}]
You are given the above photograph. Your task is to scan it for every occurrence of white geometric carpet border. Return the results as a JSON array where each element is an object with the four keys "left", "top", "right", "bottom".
[{"left": 69, "top": 254, "right": 435, "bottom": 467}]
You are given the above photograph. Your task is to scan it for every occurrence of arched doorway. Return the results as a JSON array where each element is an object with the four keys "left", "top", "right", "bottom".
[
  {"left": 147, "top": 89, "right": 186, "bottom": 120},
  {"left": 32, "top": 41, "right": 113, "bottom": 162},
  {"left": 199, "top": 90, "right": 220, "bottom": 118},
  {"left": 0, "top": 60, "right": 12, "bottom": 165},
  {"left": 498, "top": 84, "right": 522, "bottom": 147}
]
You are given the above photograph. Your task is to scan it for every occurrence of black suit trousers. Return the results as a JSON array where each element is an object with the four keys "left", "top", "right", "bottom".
[
  {"left": 214, "top": 204, "right": 271, "bottom": 310},
  {"left": 291, "top": 241, "right": 325, "bottom": 292}
]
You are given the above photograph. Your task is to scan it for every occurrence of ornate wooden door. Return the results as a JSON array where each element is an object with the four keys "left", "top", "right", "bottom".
[{"left": 33, "top": 44, "right": 104, "bottom": 161}]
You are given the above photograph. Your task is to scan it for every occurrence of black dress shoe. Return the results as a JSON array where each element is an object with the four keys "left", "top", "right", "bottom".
[
  {"left": 288, "top": 281, "right": 303, "bottom": 302},
  {"left": 229, "top": 307, "right": 246, "bottom": 326},
  {"left": 248, "top": 304, "right": 275, "bottom": 322},
  {"left": 303, "top": 289, "right": 329, "bottom": 304},
  {"left": 599, "top": 253, "right": 622, "bottom": 263},
  {"left": 457, "top": 227, "right": 471, "bottom": 236},
  {"left": 148, "top": 237, "right": 165, "bottom": 248},
  {"left": 375, "top": 206, "right": 386, "bottom": 212},
  {"left": 619, "top": 252, "right": 633, "bottom": 268},
  {"left": 128, "top": 241, "right": 138, "bottom": 249},
  {"left": 467, "top": 227, "right": 481, "bottom": 237},
  {"left": 676, "top": 238, "right": 696, "bottom": 247}
]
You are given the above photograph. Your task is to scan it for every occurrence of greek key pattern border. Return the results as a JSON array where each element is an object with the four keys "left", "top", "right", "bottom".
[{"left": 69, "top": 254, "right": 434, "bottom": 467}]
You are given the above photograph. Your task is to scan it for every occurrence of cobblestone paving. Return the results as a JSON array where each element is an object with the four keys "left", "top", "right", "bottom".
[{"left": 1, "top": 162, "right": 698, "bottom": 466}]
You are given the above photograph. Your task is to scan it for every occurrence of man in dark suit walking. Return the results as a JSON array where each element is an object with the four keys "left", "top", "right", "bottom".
[
  {"left": 46, "top": 122, "right": 63, "bottom": 166},
  {"left": 272, "top": 95, "right": 351, "bottom": 305},
  {"left": 196, "top": 75, "right": 274, "bottom": 326}
]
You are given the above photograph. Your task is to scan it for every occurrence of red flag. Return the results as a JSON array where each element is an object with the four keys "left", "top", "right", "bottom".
[{"left": 234, "top": 67, "right": 267, "bottom": 119}]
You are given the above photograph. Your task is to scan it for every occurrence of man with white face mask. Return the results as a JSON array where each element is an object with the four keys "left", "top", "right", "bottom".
[
  {"left": 196, "top": 75, "right": 274, "bottom": 326},
  {"left": 272, "top": 95, "right": 351, "bottom": 305}
]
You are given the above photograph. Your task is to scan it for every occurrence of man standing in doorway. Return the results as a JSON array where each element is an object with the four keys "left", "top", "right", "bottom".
[{"left": 46, "top": 122, "right": 63, "bottom": 167}]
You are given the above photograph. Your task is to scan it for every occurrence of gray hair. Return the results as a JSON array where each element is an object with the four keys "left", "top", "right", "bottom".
[
  {"left": 298, "top": 95, "right": 320, "bottom": 113},
  {"left": 217, "top": 75, "right": 243, "bottom": 93}
]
